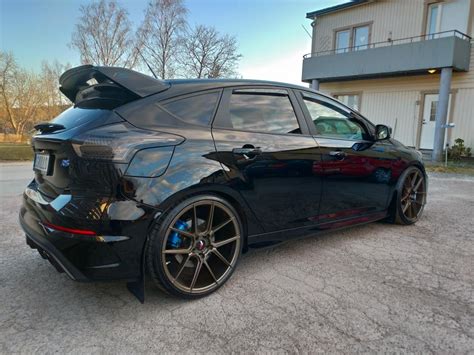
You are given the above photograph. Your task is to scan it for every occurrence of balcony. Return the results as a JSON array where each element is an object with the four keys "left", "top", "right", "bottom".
[{"left": 302, "top": 30, "right": 472, "bottom": 83}]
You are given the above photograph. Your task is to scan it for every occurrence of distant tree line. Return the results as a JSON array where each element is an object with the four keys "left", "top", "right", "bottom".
[
  {"left": 0, "top": 52, "right": 71, "bottom": 137},
  {"left": 0, "top": 0, "right": 242, "bottom": 138}
]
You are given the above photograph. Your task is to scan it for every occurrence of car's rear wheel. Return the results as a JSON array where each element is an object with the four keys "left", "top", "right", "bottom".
[
  {"left": 146, "top": 195, "right": 242, "bottom": 298},
  {"left": 394, "top": 166, "right": 427, "bottom": 225}
]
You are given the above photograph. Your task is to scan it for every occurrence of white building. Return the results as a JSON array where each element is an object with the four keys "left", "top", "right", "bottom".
[{"left": 302, "top": 0, "right": 474, "bottom": 160}]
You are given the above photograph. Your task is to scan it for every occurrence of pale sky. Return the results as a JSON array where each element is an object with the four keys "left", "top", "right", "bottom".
[{"left": 0, "top": 0, "right": 345, "bottom": 85}]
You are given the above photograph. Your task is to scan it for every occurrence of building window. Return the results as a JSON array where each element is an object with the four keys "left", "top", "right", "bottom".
[
  {"left": 335, "top": 24, "right": 371, "bottom": 53},
  {"left": 333, "top": 94, "right": 360, "bottom": 111},
  {"left": 430, "top": 100, "right": 438, "bottom": 121},
  {"left": 426, "top": 3, "right": 442, "bottom": 39},
  {"left": 335, "top": 30, "right": 350, "bottom": 53},
  {"left": 353, "top": 26, "right": 369, "bottom": 50}
]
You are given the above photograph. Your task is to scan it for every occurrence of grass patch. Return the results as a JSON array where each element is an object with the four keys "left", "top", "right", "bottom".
[
  {"left": 0, "top": 143, "right": 33, "bottom": 160},
  {"left": 425, "top": 160, "right": 474, "bottom": 176}
]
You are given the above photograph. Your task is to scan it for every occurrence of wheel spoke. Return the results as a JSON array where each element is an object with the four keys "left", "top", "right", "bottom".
[
  {"left": 212, "top": 248, "right": 232, "bottom": 268},
  {"left": 164, "top": 248, "right": 191, "bottom": 254},
  {"left": 411, "top": 171, "right": 419, "bottom": 189},
  {"left": 189, "top": 258, "right": 203, "bottom": 291},
  {"left": 212, "top": 218, "right": 234, "bottom": 234},
  {"left": 173, "top": 254, "right": 191, "bottom": 282},
  {"left": 413, "top": 176, "right": 423, "bottom": 191},
  {"left": 203, "top": 259, "right": 218, "bottom": 284},
  {"left": 193, "top": 204, "right": 198, "bottom": 234},
  {"left": 213, "top": 235, "right": 240, "bottom": 248},
  {"left": 206, "top": 202, "right": 215, "bottom": 233},
  {"left": 401, "top": 192, "right": 410, "bottom": 202},
  {"left": 169, "top": 227, "right": 194, "bottom": 239},
  {"left": 402, "top": 201, "right": 411, "bottom": 213}
]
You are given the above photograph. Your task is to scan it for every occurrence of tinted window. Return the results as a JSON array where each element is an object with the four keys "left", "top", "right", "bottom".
[
  {"left": 161, "top": 92, "right": 220, "bottom": 126},
  {"left": 222, "top": 93, "right": 300, "bottom": 134},
  {"left": 51, "top": 107, "right": 109, "bottom": 129},
  {"left": 303, "top": 98, "right": 365, "bottom": 140}
]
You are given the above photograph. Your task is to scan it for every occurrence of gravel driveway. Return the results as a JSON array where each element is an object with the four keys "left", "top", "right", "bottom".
[{"left": 1, "top": 163, "right": 473, "bottom": 353}]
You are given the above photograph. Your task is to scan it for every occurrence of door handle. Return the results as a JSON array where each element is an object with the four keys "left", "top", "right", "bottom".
[
  {"left": 329, "top": 151, "right": 346, "bottom": 160},
  {"left": 232, "top": 146, "right": 262, "bottom": 159}
]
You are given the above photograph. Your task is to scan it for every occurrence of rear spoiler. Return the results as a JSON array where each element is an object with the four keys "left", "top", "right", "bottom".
[{"left": 59, "top": 65, "right": 170, "bottom": 105}]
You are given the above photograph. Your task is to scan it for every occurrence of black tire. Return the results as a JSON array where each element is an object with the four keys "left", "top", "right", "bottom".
[
  {"left": 393, "top": 166, "right": 427, "bottom": 225},
  {"left": 146, "top": 194, "right": 243, "bottom": 298}
]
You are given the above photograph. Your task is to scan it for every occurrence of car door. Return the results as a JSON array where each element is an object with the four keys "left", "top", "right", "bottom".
[
  {"left": 211, "top": 87, "right": 322, "bottom": 235},
  {"left": 296, "top": 91, "right": 393, "bottom": 225}
]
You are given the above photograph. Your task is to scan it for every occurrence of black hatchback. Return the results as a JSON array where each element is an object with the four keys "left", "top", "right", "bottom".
[{"left": 20, "top": 65, "right": 427, "bottom": 300}]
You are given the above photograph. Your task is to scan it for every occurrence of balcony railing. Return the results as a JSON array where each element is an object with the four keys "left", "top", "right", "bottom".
[{"left": 303, "top": 30, "right": 472, "bottom": 59}]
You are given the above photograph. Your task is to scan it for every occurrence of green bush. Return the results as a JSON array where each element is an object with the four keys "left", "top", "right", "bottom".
[
  {"left": 448, "top": 138, "right": 472, "bottom": 161},
  {"left": 0, "top": 143, "right": 34, "bottom": 160}
]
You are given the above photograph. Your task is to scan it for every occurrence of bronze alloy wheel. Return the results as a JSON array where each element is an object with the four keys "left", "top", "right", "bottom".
[
  {"left": 148, "top": 196, "right": 242, "bottom": 297},
  {"left": 396, "top": 167, "right": 426, "bottom": 224}
]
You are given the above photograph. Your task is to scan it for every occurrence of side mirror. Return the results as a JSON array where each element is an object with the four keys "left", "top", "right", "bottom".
[{"left": 375, "top": 124, "right": 391, "bottom": 141}]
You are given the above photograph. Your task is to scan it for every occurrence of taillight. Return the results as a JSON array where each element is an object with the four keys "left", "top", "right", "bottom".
[{"left": 71, "top": 123, "right": 182, "bottom": 163}]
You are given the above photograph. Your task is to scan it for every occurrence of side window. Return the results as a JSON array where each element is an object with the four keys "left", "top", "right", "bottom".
[
  {"left": 302, "top": 96, "right": 366, "bottom": 140},
  {"left": 161, "top": 92, "right": 220, "bottom": 126},
  {"left": 217, "top": 91, "right": 301, "bottom": 134}
]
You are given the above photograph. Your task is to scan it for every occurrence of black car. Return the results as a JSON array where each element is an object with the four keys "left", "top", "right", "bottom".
[{"left": 19, "top": 65, "right": 427, "bottom": 301}]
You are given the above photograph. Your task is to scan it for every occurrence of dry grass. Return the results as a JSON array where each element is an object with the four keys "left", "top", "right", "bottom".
[
  {"left": 425, "top": 160, "right": 474, "bottom": 175},
  {"left": 0, "top": 143, "right": 33, "bottom": 161}
]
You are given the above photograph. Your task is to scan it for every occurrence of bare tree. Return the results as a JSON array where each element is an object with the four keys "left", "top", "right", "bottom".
[
  {"left": 0, "top": 52, "right": 16, "bottom": 134},
  {"left": 181, "top": 25, "right": 242, "bottom": 79},
  {"left": 41, "top": 60, "right": 71, "bottom": 118},
  {"left": 70, "top": 0, "right": 140, "bottom": 68},
  {"left": 138, "top": 0, "right": 187, "bottom": 79},
  {"left": 0, "top": 52, "right": 45, "bottom": 137}
]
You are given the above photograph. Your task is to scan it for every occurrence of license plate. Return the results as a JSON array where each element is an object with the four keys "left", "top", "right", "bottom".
[{"left": 34, "top": 153, "right": 50, "bottom": 174}]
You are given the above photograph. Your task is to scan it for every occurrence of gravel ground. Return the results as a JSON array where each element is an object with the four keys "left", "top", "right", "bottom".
[{"left": 1, "top": 163, "right": 473, "bottom": 353}]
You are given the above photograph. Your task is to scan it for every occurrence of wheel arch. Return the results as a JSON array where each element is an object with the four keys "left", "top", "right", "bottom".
[{"left": 143, "top": 184, "right": 264, "bottom": 255}]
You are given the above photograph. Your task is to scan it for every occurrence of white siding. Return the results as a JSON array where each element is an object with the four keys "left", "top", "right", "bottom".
[
  {"left": 451, "top": 88, "right": 474, "bottom": 148},
  {"left": 361, "top": 91, "right": 421, "bottom": 147},
  {"left": 313, "top": 0, "right": 426, "bottom": 53},
  {"left": 440, "top": 0, "right": 471, "bottom": 34}
]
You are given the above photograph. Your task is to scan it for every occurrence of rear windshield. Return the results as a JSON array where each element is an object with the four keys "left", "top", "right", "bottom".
[{"left": 51, "top": 107, "right": 112, "bottom": 129}]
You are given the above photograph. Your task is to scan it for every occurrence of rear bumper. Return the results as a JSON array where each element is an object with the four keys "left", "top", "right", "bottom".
[
  {"left": 21, "top": 216, "right": 88, "bottom": 281},
  {"left": 19, "top": 182, "right": 151, "bottom": 282}
]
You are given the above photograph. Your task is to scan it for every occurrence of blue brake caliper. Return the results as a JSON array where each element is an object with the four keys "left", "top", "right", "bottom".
[{"left": 168, "top": 220, "right": 188, "bottom": 248}]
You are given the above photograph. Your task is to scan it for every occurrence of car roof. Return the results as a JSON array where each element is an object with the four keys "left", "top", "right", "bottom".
[{"left": 164, "top": 78, "right": 314, "bottom": 94}]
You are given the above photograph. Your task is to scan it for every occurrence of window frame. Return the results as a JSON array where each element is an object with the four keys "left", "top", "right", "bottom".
[
  {"left": 335, "top": 29, "right": 351, "bottom": 54},
  {"left": 295, "top": 90, "right": 374, "bottom": 142},
  {"left": 211, "top": 86, "right": 311, "bottom": 136},
  {"left": 333, "top": 22, "right": 373, "bottom": 53},
  {"left": 157, "top": 89, "right": 223, "bottom": 127},
  {"left": 426, "top": 2, "right": 443, "bottom": 38}
]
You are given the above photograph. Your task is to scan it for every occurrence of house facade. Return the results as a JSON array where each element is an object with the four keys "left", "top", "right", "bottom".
[{"left": 302, "top": 0, "right": 474, "bottom": 160}]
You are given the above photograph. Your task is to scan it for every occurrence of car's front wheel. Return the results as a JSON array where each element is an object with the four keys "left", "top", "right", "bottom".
[
  {"left": 146, "top": 194, "right": 242, "bottom": 298},
  {"left": 393, "top": 166, "right": 427, "bottom": 225}
]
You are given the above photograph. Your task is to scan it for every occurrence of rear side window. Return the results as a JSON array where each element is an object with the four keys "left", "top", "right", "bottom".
[
  {"left": 161, "top": 92, "right": 220, "bottom": 126},
  {"left": 217, "top": 92, "right": 301, "bottom": 134},
  {"left": 51, "top": 107, "right": 111, "bottom": 129}
]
